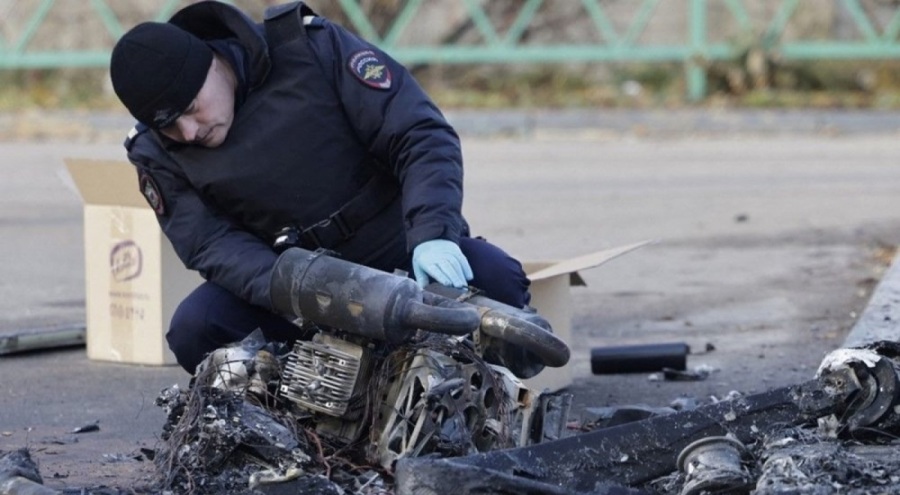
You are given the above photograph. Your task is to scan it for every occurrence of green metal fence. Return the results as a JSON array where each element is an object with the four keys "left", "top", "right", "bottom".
[{"left": 1, "top": 0, "right": 899, "bottom": 100}]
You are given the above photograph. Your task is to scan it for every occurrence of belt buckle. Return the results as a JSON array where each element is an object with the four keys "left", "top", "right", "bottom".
[
  {"left": 301, "top": 211, "right": 352, "bottom": 249},
  {"left": 328, "top": 211, "right": 352, "bottom": 240}
]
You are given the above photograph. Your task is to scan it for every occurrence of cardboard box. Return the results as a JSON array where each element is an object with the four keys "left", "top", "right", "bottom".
[
  {"left": 65, "top": 159, "right": 203, "bottom": 365},
  {"left": 523, "top": 241, "right": 652, "bottom": 392}
]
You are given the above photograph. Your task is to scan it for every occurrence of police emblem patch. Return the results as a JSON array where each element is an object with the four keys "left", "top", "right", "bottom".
[
  {"left": 139, "top": 172, "right": 166, "bottom": 215},
  {"left": 348, "top": 50, "right": 392, "bottom": 90}
]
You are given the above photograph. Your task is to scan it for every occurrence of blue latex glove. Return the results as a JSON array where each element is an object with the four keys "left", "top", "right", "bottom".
[{"left": 411, "top": 239, "right": 474, "bottom": 288}]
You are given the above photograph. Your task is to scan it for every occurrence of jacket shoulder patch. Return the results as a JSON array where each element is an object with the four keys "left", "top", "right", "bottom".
[
  {"left": 124, "top": 123, "right": 150, "bottom": 152},
  {"left": 139, "top": 172, "right": 166, "bottom": 216},
  {"left": 348, "top": 50, "right": 392, "bottom": 90}
]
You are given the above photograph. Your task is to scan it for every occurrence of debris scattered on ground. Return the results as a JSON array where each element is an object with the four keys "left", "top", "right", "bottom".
[
  {"left": 71, "top": 421, "right": 100, "bottom": 434},
  {"left": 147, "top": 328, "right": 566, "bottom": 494},
  {"left": 0, "top": 448, "right": 56, "bottom": 495},
  {"left": 580, "top": 405, "right": 677, "bottom": 431},
  {"left": 676, "top": 435, "right": 754, "bottom": 495},
  {"left": 392, "top": 342, "right": 900, "bottom": 494},
  {"left": 648, "top": 344, "right": 900, "bottom": 494},
  {"left": 12, "top": 335, "right": 900, "bottom": 494},
  {"left": 0, "top": 449, "right": 43, "bottom": 484},
  {"left": 648, "top": 363, "right": 718, "bottom": 382},
  {"left": 669, "top": 396, "right": 700, "bottom": 411}
]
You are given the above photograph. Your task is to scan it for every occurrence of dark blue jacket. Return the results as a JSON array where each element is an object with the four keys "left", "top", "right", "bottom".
[{"left": 124, "top": 2, "right": 467, "bottom": 311}]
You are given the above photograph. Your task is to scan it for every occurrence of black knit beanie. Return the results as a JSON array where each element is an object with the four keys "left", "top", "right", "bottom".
[{"left": 110, "top": 22, "right": 213, "bottom": 129}]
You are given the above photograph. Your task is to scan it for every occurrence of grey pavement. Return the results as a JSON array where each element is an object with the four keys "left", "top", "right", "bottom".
[
  {"left": 6, "top": 108, "right": 900, "bottom": 142},
  {"left": 446, "top": 107, "right": 900, "bottom": 138},
  {"left": 2, "top": 109, "right": 900, "bottom": 489}
]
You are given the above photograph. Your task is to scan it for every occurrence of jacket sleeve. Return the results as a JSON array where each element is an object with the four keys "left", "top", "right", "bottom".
[
  {"left": 126, "top": 131, "right": 278, "bottom": 310},
  {"left": 307, "top": 20, "right": 466, "bottom": 252}
]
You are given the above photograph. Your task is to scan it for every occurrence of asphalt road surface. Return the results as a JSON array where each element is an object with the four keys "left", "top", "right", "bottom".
[{"left": 1, "top": 110, "right": 899, "bottom": 489}]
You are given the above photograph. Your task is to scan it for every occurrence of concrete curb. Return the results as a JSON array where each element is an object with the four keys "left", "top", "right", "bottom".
[{"left": 843, "top": 253, "right": 900, "bottom": 348}]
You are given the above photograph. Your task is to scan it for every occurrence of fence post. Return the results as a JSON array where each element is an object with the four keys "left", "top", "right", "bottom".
[{"left": 687, "top": 0, "right": 708, "bottom": 101}]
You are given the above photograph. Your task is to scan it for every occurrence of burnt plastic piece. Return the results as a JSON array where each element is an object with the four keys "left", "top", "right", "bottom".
[
  {"left": 393, "top": 458, "right": 651, "bottom": 495},
  {"left": 591, "top": 342, "right": 690, "bottom": 375}
]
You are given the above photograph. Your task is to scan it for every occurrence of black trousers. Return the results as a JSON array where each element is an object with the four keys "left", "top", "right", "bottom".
[{"left": 166, "top": 237, "right": 531, "bottom": 373}]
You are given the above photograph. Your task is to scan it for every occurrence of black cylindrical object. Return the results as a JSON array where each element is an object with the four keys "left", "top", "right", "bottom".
[
  {"left": 269, "top": 248, "right": 480, "bottom": 345},
  {"left": 590, "top": 342, "right": 690, "bottom": 375}
]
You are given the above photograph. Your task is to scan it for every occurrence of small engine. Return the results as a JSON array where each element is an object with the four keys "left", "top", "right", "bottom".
[
  {"left": 278, "top": 332, "right": 374, "bottom": 418},
  {"left": 270, "top": 248, "right": 572, "bottom": 464}
]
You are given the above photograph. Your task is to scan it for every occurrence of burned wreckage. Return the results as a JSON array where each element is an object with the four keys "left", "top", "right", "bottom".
[
  {"left": 145, "top": 248, "right": 900, "bottom": 495},
  {"left": 152, "top": 247, "right": 572, "bottom": 494}
]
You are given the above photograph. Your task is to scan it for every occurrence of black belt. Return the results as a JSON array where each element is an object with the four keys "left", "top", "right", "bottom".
[{"left": 273, "top": 172, "right": 400, "bottom": 252}]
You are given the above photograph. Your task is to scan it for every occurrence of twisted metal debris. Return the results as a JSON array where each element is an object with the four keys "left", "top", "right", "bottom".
[{"left": 151, "top": 328, "right": 561, "bottom": 494}]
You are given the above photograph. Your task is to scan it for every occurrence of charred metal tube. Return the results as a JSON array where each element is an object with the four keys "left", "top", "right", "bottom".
[
  {"left": 404, "top": 299, "right": 483, "bottom": 336},
  {"left": 423, "top": 286, "right": 571, "bottom": 372},
  {"left": 478, "top": 310, "right": 569, "bottom": 368},
  {"left": 270, "top": 248, "right": 480, "bottom": 345}
]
